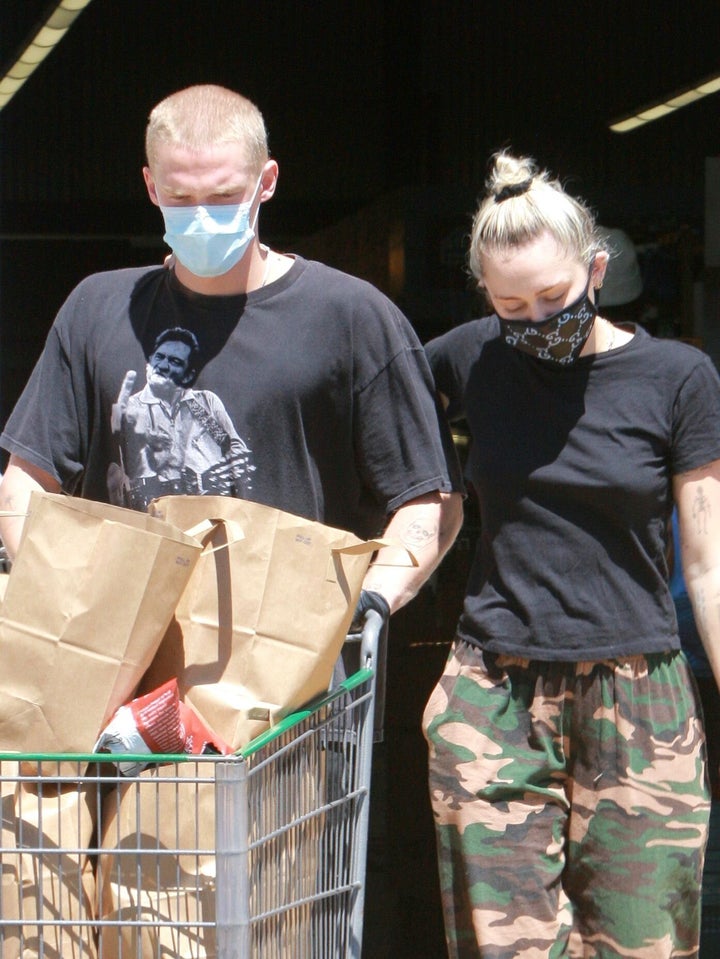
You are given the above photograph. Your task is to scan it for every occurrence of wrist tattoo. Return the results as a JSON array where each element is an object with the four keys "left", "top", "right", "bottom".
[
  {"left": 692, "top": 485, "right": 711, "bottom": 535},
  {"left": 697, "top": 586, "right": 708, "bottom": 635}
]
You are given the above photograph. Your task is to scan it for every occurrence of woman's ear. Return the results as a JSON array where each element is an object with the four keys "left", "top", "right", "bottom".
[{"left": 592, "top": 250, "right": 610, "bottom": 291}]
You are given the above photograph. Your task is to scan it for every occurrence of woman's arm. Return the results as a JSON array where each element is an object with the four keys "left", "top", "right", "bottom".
[{"left": 674, "top": 459, "right": 720, "bottom": 689}]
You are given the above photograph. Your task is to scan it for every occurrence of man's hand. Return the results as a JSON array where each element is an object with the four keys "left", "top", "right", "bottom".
[{"left": 350, "top": 589, "right": 391, "bottom": 634}]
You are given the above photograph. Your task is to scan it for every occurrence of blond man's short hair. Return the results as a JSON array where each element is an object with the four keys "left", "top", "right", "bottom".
[{"left": 145, "top": 85, "right": 269, "bottom": 173}]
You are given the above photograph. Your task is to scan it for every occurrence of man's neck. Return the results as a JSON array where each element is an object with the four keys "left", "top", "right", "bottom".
[{"left": 173, "top": 240, "right": 265, "bottom": 296}]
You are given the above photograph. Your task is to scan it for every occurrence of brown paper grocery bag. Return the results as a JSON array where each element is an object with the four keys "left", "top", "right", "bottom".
[
  {"left": 0, "top": 492, "right": 204, "bottom": 753},
  {"left": 143, "top": 496, "right": 381, "bottom": 748}
]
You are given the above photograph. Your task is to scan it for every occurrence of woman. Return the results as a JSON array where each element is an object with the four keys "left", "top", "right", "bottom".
[{"left": 423, "top": 151, "right": 720, "bottom": 958}]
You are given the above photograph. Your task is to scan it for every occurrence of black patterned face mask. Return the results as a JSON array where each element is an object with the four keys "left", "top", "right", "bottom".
[{"left": 498, "top": 270, "right": 597, "bottom": 366}]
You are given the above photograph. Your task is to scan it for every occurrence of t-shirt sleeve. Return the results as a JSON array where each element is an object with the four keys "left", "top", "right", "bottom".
[
  {"left": 353, "top": 307, "right": 464, "bottom": 513},
  {"left": 1, "top": 311, "right": 88, "bottom": 490},
  {"left": 425, "top": 325, "right": 475, "bottom": 422},
  {"left": 672, "top": 353, "right": 720, "bottom": 474}
]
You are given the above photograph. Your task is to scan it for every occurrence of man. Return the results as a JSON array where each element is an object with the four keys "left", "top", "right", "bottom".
[{"left": 0, "top": 83, "right": 463, "bottom": 621}]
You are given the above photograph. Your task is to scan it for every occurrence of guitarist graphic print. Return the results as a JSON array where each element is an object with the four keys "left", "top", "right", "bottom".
[{"left": 107, "top": 327, "right": 255, "bottom": 510}]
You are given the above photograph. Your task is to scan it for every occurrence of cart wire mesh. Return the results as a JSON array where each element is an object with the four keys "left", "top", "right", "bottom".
[{"left": 0, "top": 611, "right": 383, "bottom": 959}]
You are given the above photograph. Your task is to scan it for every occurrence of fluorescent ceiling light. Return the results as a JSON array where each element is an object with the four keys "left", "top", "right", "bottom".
[
  {"left": 698, "top": 76, "right": 720, "bottom": 95},
  {"left": 609, "top": 69, "right": 720, "bottom": 133},
  {"left": 0, "top": 0, "right": 94, "bottom": 112}
]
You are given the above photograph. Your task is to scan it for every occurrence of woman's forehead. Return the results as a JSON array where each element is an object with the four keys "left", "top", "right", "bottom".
[{"left": 481, "top": 234, "right": 584, "bottom": 293}]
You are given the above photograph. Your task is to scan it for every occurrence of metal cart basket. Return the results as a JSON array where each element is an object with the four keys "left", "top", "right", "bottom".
[{"left": 0, "top": 612, "right": 384, "bottom": 959}]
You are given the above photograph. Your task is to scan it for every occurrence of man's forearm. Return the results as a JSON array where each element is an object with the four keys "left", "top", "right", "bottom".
[
  {"left": 0, "top": 457, "right": 61, "bottom": 560},
  {"left": 362, "top": 491, "right": 464, "bottom": 613}
]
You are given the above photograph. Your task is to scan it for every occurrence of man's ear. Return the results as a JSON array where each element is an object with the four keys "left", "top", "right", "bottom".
[
  {"left": 258, "top": 159, "right": 279, "bottom": 204},
  {"left": 143, "top": 166, "right": 160, "bottom": 207}
]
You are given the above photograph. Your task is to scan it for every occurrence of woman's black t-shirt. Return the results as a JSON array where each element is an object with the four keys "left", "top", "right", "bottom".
[{"left": 427, "top": 317, "right": 720, "bottom": 660}]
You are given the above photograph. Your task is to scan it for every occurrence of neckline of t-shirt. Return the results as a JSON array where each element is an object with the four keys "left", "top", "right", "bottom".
[
  {"left": 538, "top": 323, "right": 642, "bottom": 371},
  {"left": 578, "top": 320, "right": 644, "bottom": 364},
  {"left": 166, "top": 255, "right": 305, "bottom": 307}
]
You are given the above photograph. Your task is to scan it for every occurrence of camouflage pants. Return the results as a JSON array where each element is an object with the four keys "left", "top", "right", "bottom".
[{"left": 423, "top": 640, "right": 710, "bottom": 959}]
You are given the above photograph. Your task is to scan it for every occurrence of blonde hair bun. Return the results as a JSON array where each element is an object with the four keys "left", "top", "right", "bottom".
[{"left": 469, "top": 150, "right": 605, "bottom": 283}]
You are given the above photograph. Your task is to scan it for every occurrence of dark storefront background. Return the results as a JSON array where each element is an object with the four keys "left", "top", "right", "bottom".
[{"left": 2, "top": 2, "right": 720, "bottom": 955}]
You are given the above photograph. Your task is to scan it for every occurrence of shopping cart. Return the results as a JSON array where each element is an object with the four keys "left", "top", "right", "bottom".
[{"left": 0, "top": 610, "right": 385, "bottom": 959}]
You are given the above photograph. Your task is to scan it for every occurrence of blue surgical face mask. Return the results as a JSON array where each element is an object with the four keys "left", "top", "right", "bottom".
[{"left": 159, "top": 176, "right": 263, "bottom": 278}]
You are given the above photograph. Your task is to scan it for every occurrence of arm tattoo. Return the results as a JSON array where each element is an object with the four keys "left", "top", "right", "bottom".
[
  {"left": 692, "top": 485, "right": 711, "bottom": 536},
  {"left": 399, "top": 518, "right": 438, "bottom": 552}
]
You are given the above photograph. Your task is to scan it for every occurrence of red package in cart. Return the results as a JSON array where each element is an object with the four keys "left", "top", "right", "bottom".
[{"left": 94, "top": 679, "right": 231, "bottom": 775}]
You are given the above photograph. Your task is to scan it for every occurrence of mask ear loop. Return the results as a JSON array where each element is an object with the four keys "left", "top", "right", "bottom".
[
  {"left": 249, "top": 172, "right": 266, "bottom": 232},
  {"left": 589, "top": 256, "right": 603, "bottom": 306}
]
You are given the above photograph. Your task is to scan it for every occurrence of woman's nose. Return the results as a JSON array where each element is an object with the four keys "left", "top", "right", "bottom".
[{"left": 528, "top": 303, "right": 548, "bottom": 323}]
